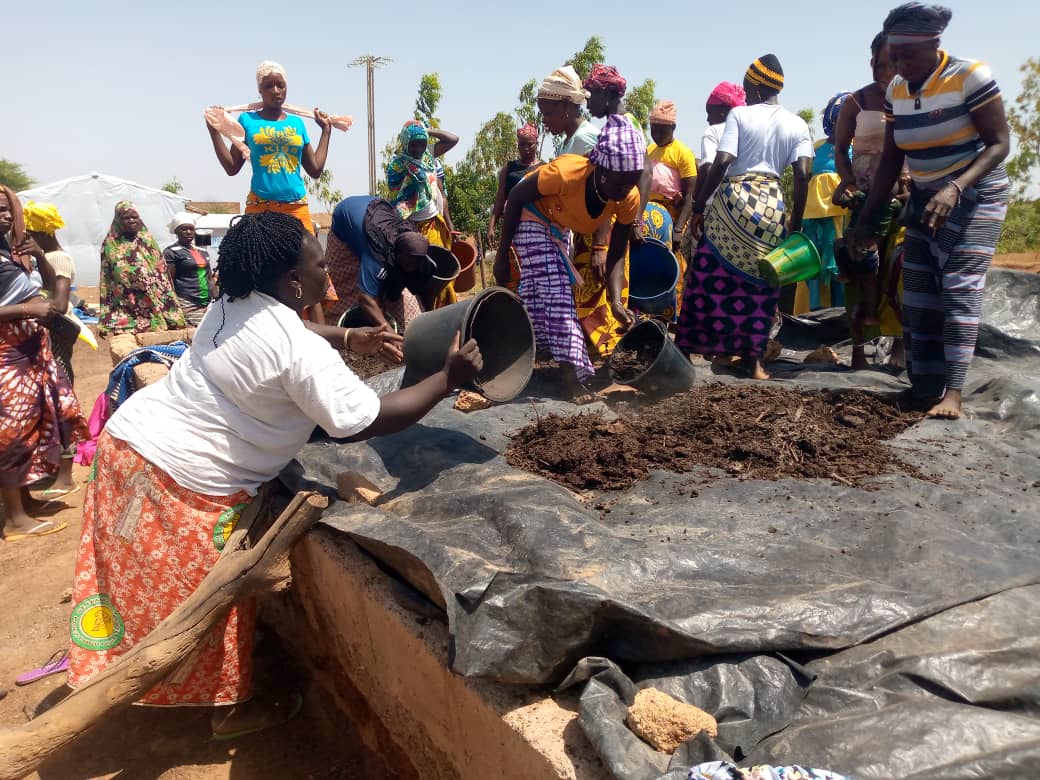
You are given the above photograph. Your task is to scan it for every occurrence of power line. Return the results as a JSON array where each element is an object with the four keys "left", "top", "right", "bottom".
[{"left": 349, "top": 55, "right": 392, "bottom": 196}]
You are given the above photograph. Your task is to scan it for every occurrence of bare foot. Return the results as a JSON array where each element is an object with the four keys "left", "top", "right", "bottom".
[
  {"left": 739, "top": 357, "right": 770, "bottom": 380},
  {"left": 850, "top": 346, "right": 869, "bottom": 371},
  {"left": 926, "top": 389, "right": 962, "bottom": 419}
]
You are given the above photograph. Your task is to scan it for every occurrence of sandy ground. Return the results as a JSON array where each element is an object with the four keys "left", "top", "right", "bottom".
[{"left": 0, "top": 288, "right": 377, "bottom": 780}]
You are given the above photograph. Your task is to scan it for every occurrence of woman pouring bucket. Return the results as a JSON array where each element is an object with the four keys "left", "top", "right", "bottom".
[
  {"left": 679, "top": 54, "right": 815, "bottom": 380},
  {"left": 494, "top": 115, "right": 645, "bottom": 404}
]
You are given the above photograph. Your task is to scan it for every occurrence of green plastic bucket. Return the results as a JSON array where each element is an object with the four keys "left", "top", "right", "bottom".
[{"left": 758, "top": 232, "right": 822, "bottom": 288}]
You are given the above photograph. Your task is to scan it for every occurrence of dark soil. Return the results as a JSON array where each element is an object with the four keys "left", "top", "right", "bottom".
[
  {"left": 608, "top": 345, "right": 656, "bottom": 382},
  {"left": 506, "top": 383, "right": 927, "bottom": 492},
  {"left": 342, "top": 351, "right": 396, "bottom": 379}
]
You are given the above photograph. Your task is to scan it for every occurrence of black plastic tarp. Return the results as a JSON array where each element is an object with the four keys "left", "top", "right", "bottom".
[{"left": 292, "top": 269, "right": 1040, "bottom": 778}]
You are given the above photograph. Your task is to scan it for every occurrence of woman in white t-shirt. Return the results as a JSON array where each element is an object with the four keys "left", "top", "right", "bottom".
[
  {"left": 67, "top": 211, "right": 482, "bottom": 738},
  {"left": 677, "top": 55, "right": 813, "bottom": 380}
]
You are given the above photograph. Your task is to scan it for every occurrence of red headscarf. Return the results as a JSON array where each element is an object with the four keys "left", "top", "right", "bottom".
[
  {"left": 517, "top": 123, "right": 538, "bottom": 142},
  {"left": 707, "top": 82, "right": 747, "bottom": 109},
  {"left": 582, "top": 64, "right": 627, "bottom": 96}
]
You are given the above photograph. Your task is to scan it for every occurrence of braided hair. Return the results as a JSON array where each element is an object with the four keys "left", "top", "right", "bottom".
[{"left": 212, "top": 211, "right": 306, "bottom": 346}]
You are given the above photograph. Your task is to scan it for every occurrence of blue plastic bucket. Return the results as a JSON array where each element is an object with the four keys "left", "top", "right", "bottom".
[{"left": 629, "top": 238, "right": 680, "bottom": 315}]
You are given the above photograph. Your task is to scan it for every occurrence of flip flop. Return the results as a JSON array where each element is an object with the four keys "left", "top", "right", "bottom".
[
  {"left": 4, "top": 520, "right": 68, "bottom": 542},
  {"left": 15, "top": 651, "right": 69, "bottom": 686},
  {"left": 36, "top": 485, "right": 81, "bottom": 500},
  {"left": 212, "top": 692, "right": 304, "bottom": 741}
]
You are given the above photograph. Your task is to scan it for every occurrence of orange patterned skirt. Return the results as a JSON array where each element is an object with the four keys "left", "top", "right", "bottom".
[{"left": 68, "top": 432, "right": 256, "bottom": 706}]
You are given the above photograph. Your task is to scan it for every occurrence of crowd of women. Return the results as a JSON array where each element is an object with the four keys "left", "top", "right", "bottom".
[{"left": 0, "top": 0, "right": 1012, "bottom": 745}]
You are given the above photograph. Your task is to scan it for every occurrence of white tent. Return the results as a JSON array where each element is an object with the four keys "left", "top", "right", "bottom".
[{"left": 18, "top": 172, "right": 189, "bottom": 286}]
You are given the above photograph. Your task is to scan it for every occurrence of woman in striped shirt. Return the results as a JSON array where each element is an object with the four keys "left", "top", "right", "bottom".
[{"left": 853, "top": 3, "right": 1010, "bottom": 419}]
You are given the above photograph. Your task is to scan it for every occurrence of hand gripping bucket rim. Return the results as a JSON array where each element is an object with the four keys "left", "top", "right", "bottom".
[{"left": 402, "top": 286, "right": 535, "bottom": 402}]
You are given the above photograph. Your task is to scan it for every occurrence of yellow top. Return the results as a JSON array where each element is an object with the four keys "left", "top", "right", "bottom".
[{"left": 534, "top": 154, "right": 641, "bottom": 233}]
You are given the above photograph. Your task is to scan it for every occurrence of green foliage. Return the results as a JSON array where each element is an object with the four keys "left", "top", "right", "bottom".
[
  {"left": 0, "top": 159, "right": 34, "bottom": 191},
  {"left": 1007, "top": 57, "right": 1040, "bottom": 199},
  {"left": 997, "top": 199, "right": 1040, "bottom": 253},
  {"left": 566, "top": 36, "right": 606, "bottom": 81},
  {"left": 798, "top": 108, "right": 816, "bottom": 141},
  {"left": 306, "top": 169, "right": 343, "bottom": 212},
  {"left": 161, "top": 177, "right": 183, "bottom": 195},
  {"left": 626, "top": 79, "right": 657, "bottom": 134},
  {"left": 516, "top": 79, "right": 538, "bottom": 127},
  {"left": 414, "top": 73, "right": 443, "bottom": 129},
  {"left": 445, "top": 112, "right": 519, "bottom": 240}
]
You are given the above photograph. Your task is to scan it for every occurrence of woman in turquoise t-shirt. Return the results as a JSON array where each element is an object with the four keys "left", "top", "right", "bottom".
[{"left": 206, "top": 61, "right": 332, "bottom": 230}]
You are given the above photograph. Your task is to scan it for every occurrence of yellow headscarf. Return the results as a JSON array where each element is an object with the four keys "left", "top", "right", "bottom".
[{"left": 23, "top": 201, "right": 65, "bottom": 234}]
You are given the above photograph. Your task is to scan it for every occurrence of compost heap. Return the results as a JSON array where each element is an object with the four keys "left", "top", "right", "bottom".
[
  {"left": 293, "top": 269, "right": 1040, "bottom": 779},
  {"left": 506, "top": 385, "right": 926, "bottom": 491}
]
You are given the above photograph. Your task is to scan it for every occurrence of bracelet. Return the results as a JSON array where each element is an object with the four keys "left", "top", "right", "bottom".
[
  {"left": 342, "top": 328, "right": 352, "bottom": 351},
  {"left": 946, "top": 180, "right": 962, "bottom": 207},
  {"left": 592, "top": 244, "right": 608, "bottom": 252}
]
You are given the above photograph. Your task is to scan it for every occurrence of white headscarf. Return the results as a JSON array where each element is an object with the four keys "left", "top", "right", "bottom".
[
  {"left": 168, "top": 211, "right": 197, "bottom": 232},
  {"left": 537, "top": 66, "right": 589, "bottom": 105},
  {"left": 256, "top": 60, "right": 288, "bottom": 88}
]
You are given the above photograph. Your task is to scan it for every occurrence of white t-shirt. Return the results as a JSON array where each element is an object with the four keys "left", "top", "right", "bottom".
[
  {"left": 107, "top": 291, "right": 381, "bottom": 496},
  {"left": 718, "top": 104, "right": 814, "bottom": 178},
  {"left": 700, "top": 123, "right": 726, "bottom": 165}
]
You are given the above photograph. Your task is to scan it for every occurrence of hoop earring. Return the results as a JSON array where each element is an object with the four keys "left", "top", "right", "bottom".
[{"left": 293, "top": 283, "right": 303, "bottom": 300}]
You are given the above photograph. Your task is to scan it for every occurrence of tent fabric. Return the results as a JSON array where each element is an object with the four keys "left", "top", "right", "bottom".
[{"left": 18, "top": 172, "right": 188, "bottom": 286}]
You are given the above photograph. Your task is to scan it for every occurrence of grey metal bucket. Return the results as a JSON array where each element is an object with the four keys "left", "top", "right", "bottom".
[
  {"left": 608, "top": 319, "right": 695, "bottom": 398},
  {"left": 401, "top": 286, "right": 535, "bottom": 402}
]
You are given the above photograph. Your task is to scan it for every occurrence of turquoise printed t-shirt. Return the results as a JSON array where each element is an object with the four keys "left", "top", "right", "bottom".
[{"left": 238, "top": 112, "right": 310, "bottom": 202}]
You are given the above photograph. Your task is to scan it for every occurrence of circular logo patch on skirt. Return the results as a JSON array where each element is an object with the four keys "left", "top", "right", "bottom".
[
  {"left": 213, "top": 503, "right": 248, "bottom": 551},
  {"left": 70, "top": 594, "right": 125, "bottom": 651}
]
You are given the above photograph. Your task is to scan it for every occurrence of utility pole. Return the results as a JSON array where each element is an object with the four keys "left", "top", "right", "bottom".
[{"left": 349, "top": 55, "right": 392, "bottom": 196}]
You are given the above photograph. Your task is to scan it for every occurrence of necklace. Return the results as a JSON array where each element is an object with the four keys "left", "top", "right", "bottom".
[{"left": 591, "top": 173, "right": 608, "bottom": 204}]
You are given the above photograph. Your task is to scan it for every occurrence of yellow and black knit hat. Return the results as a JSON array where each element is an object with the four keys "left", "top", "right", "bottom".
[{"left": 745, "top": 54, "right": 784, "bottom": 92}]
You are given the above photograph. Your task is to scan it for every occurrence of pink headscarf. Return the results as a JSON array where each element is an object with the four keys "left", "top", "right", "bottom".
[
  {"left": 649, "top": 100, "right": 678, "bottom": 124},
  {"left": 707, "top": 82, "right": 747, "bottom": 109},
  {"left": 583, "top": 64, "right": 627, "bottom": 96},
  {"left": 517, "top": 123, "right": 539, "bottom": 142}
]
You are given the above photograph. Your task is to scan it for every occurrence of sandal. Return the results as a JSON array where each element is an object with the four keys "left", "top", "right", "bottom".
[
  {"left": 36, "top": 485, "right": 81, "bottom": 500},
  {"left": 212, "top": 692, "right": 304, "bottom": 741},
  {"left": 4, "top": 520, "right": 68, "bottom": 542},
  {"left": 16, "top": 650, "right": 69, "bottom": 686}
]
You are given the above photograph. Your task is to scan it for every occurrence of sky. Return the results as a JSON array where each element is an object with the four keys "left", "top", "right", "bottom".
[{"left": 4, "top": 1, "right": 1036, "bottom": 206}]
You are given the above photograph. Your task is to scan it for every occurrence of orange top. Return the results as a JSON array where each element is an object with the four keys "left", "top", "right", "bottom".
[{"left": 533, "top": 154, "right": 640, "bottom": 234}]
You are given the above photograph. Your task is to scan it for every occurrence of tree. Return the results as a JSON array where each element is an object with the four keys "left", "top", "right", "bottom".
[
  {"left": 626, "top": 79, "right": 657, "bottom": 134},
  {"left": 516, "top": 79, "right": 538, "bottom": 127},
  {"left": 414, "top": 73, "right": 443, "bottom": 129},
  {"left": 566, "top": 36, "right": 606, "bottom": 81},
  {"left": 161, "top": 177, "right": 183, "bottom": 195},
  {"left": 797, "top": 108, "right": 816, "bottom": 142},
  {"left": 306, "top": 170, "right": 343, "bottom": 212},
  {"left": 0, "top": 159, "right": 34, "bottom": 191},
  {"left": 1007, "top": 57, "right": 1040, "bottom": 199},
  {"left": 445, "top": 112, "right": 518, "bottom": 240}
]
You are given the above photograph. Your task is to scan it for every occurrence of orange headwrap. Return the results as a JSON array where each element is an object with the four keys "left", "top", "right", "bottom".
[{"left": 649, "top": 100, "right": 678, "bottom": 125}]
